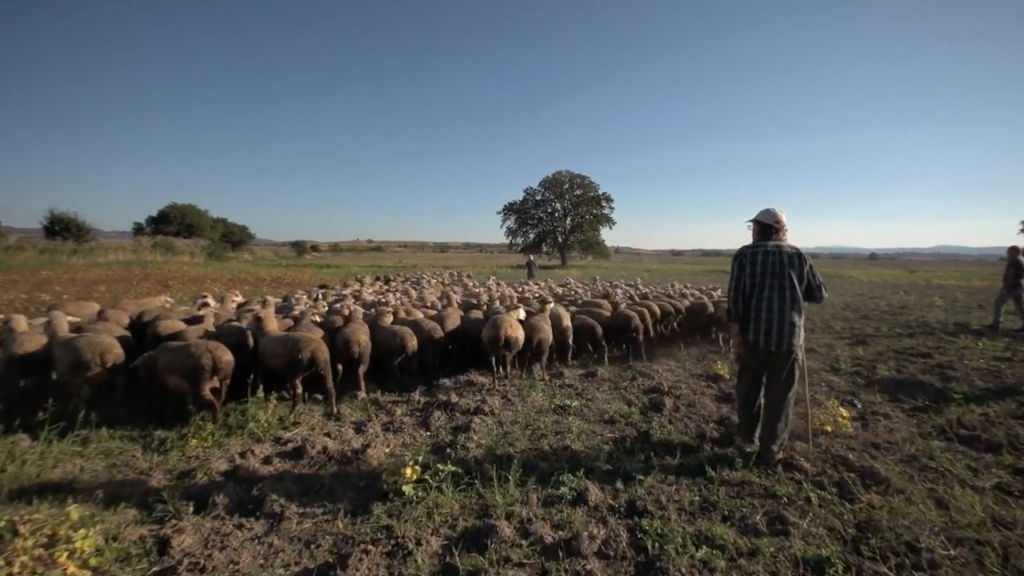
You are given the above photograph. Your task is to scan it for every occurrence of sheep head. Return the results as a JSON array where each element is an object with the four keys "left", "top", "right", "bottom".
[
  {"left": 45, "top": 310, "right": 72, "bottom": 338},
  {"left": 4, "top": 314, "right": 31, "bottom": 335}
]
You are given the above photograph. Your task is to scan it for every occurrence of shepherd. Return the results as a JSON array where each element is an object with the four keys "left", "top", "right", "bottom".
[
  {"left": 984, "top": 245, "right": 1024, "bottom": 332},
  {"left": 526, "top": 254, "right": 539, "bottom": 281},
  {"left": 726, "top": 208, "right": 828, "bottom": 468}
]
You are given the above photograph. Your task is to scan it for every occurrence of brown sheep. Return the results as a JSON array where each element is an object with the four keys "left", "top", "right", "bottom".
[
  {"left": 428, "top": 307, "right": 463, "bottom": 376},
  {"left": 1, "top": 314, "right": 51, "bottom": 426},
  {"left": 45, "top": 311, "right": 128, "bottom": 419},
  {"left": 519, "top": 300, "right": 554, "bottom": 380},
  {"left": 75, "top": 320, "right": 139, "bottom": 364},
  {"left": 47, "top": 301, "right": 102, "bottom": 324},
  {"left": 393, "top": 315, "right": 445, "bottom": 387},
  {"left": 480, "top": 304, "right": 527, "bottom": 386},
  {"left": 331, "top": 306, "right": 372, "bottom": 398},
  {"left": 114, "top": 295, "right": 175, "bottom": 317},
  {"left": 207, "top": 321, "right": 256, "bottom": 402},
  {"left": 289, "top": 308, "right": 326, "bottom": 339},
  {"left": 367, "top": 308, "right": 420, "bottom": 392},
  {"left": 579, "top": 298, "right": 613, "bottom": 312},
  {"left": 608, "top": 305, "right": 646, "bottom": 364},
  {"left": 131, "top": 340, "right": 234, "bottom": 423},
  {"left": 97, "top": 308, "right": 131, "bottom": 330},
  {"left": 548, "top": 303, "right": 574, "bottom": 363},
  {"left": 250, "top": 311, "right": 336, "bottom": 415},
  {"left": 571, "top": 315, "right": 608, "bottom": 365}
]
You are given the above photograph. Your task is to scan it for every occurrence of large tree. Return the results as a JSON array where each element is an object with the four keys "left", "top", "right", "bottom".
[
  {"left": 497, "top": 169, "right": 616, "bottom": 267},
  {"left": 133, "top": 202, "right": 255, "bottom": 251}
]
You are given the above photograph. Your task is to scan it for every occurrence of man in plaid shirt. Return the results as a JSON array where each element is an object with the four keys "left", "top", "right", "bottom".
[{"left": 727, "top": 208, "right": 827, "bottom": 467}]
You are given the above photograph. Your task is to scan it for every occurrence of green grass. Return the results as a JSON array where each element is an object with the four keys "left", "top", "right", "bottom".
[{"left": 2, "top": 252, "right": 1022, "bottom": 575}]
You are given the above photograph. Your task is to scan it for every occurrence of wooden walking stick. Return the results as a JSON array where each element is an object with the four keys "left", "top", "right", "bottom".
[{"left": 801, "top": 341, "right": 813, "bottom": 453}]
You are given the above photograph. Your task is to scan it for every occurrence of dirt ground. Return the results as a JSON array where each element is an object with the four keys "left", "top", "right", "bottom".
[{"left": 2, "top": 254, "right": 1023, "bottom": 575}]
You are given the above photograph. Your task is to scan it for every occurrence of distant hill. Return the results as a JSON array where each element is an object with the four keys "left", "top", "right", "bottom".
[
  {"left": 803, "top": 245, "right": 1006, "bottom": 256},
  {"left": 0, "top": 226, "right": 1008, "bottom": 257},
  {"left": 0, "top": 225, "right": 281, "bottom": 246}
]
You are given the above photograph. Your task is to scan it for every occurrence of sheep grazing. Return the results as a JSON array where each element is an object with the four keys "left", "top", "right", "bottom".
[
  {"left": 44, "top": 310, "right": 128, "bottom": 419},
  {"left": 250, "top": 311, "right": 336, "bottom": 415},
  {"left": 208, "top": 321, "right": 256, "bottom": 402},
  {"left": 131, "top": 339, "right": 234, "bottom": 423},
  {"left": 1, "top": 272, "right": 738, "bottom": 430},
  {"left": 392, "top": 315, "right": 446, "bottom": 387},
  {"left": 1, "top": 314, "right": 51, "bottom": 425},
  {"left": 548, "top": 303, "right": 574, "bottom": 363},
  {"left": 367, "top": 308, "right": 420, "bottom": 392},
  {"left": 481, "top": 304, "right": 527, "bottom": 386},
  {"left": 608, "top": 304, "right": 647, "bottom": 364},
  {"left": 331, "top": 306, "right": 373, "bottom": 397},
  {"left": 47, "top": 301, "right": 102, "bottom": 325},
  {"left": 520, "top": 299, "right": 555, "bottom": 380},
  {"left": 571, "top": 315, "right": 608, "bottom": 365},
  {"left": 114, "top": 295, "right": 175, "bottom": 317}
]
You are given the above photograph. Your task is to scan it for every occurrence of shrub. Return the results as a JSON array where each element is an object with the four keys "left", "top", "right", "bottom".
[{"left": 40, "top": 208, "right": 95, "bottom": 244}]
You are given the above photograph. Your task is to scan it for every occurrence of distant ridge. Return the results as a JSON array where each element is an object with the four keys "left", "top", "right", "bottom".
[
  {"left": 0, "top": 225, "right": 1007, "bottom": 256},
  {"left": 0, "top": 225, "right": 281, "bottom": 246}
]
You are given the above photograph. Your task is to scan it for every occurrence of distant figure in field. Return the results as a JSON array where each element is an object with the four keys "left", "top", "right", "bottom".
[
  {"left": 525, "top": 254, "right": 539, "bottom": 280},
  {"left": 985, "top": 245, "right": 1024, "bottom": 332},
  {"left": 726, "top": 207, "right": 827, "bottom": 468}
]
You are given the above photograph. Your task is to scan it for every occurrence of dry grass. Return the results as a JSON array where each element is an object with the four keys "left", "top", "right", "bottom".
[{"left": 1, "top": 248, "right": 1023, "bottom": 575}]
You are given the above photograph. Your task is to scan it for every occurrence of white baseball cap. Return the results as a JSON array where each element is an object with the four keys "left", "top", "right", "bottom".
[{"left": 748, "top": 207, "right": 787, "bottom": 228}]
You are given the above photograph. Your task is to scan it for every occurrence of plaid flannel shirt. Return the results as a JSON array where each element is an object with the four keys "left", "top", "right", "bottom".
[{"left": 726, "top": 241, "right": 827, "bottom": 352}]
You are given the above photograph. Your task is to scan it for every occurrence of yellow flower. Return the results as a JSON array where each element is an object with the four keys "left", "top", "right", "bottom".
[{"left": 402, "top": 465, "right": 421, "bottom": 483}]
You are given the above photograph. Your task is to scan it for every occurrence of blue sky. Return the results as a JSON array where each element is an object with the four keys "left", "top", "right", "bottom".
[{"left": 1, "top": 1, "right": 1021, "bottom": 249}]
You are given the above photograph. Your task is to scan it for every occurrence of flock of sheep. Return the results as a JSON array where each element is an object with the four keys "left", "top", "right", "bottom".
[{"left": 0, "top": 271, "right": 731, "bottom": 429}]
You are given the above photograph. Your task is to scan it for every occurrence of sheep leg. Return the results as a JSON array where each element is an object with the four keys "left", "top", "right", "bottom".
[
  {"left": 521, "top": 350, "right": 532, "bottom": 379},
  {"left": 539, "top": 347, "right": 549, "bottom": 381},
  {"left": 356, "top": 362, "right": 368, "bottom": 399},
  {"left": 489, "top": 355, "right": 498, "bottom": 387},
  {"left": 324, "top": 371, "right": 338, "bottom": 415},
  {"left": 289, "top": 379, "right": 303, "bottom": 414},
  {"left": 638, "top": 338, "right": 647, "bottom": 362},
  {"left": 199, "top": 377, "right": 221, "bottom": 424},
  {"left": 566, "top": 341, "right": 573, "bottom": 364},
  {"left": 504, "top": 353, "right": 514, "bottom": 382}
]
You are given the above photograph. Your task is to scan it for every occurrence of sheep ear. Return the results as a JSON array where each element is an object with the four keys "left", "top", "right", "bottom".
[{"left": 27, "top": 317, "right": 48, "bottom": 327}]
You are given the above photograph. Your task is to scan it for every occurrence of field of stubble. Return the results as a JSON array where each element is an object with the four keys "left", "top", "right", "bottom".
[{"left": 1, "top": 250, "right": 1023, "bottom": 576}]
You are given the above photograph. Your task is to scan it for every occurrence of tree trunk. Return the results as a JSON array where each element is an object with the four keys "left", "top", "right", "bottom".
[{"left": 559, "top": 250, "right": 568, "bottom": 267}]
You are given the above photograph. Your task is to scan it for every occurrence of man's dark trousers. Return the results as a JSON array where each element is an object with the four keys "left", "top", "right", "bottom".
[{"left": 735, "top": 345, "right": 802, "bottom": 463}]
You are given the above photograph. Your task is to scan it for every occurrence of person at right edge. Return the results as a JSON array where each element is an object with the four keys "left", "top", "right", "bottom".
[
  {"left": 984, "top": 245, "right": 1024, "bottom": 332},
  {"left": 726, "top": 208, "right": 827, "bottom": 468}
]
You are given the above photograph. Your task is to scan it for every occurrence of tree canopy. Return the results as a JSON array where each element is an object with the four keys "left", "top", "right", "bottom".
[
  {"left": 133, "top": 202, "right": 255, "bottom": 251},
  {"left": 497, "top": 169, "right": 616, "bottom": 266},
  {"left": 1019, "top": 220, "right": 1023, "bottom": 236},
  {"left": 40, "top": 208, "right": 95, "bottom": 244}
]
